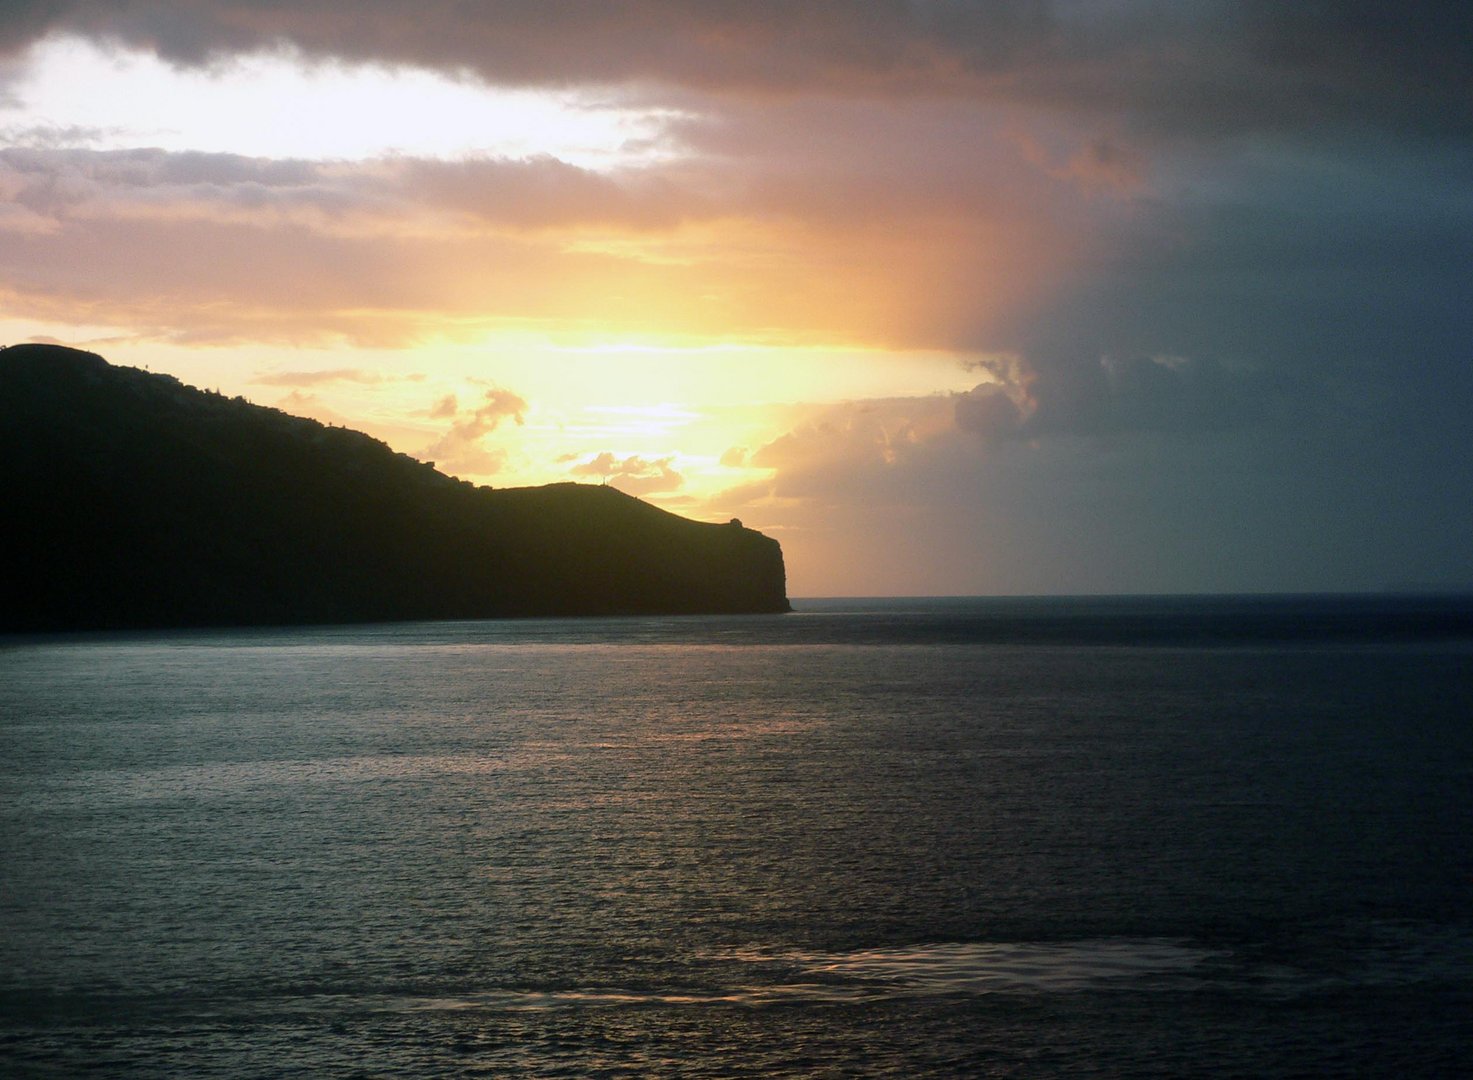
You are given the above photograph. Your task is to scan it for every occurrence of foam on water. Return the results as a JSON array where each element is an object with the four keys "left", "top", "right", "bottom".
[
  {"left": 394, "top": 939, "right": 1213, "bottom": 1012},
  {"left": 769, "top": 938, "right": 1219, "bottom": 994}
]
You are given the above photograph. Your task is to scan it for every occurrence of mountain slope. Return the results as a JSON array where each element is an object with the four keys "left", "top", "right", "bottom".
[{"left": 1, "top": 344, "right": 789, "bottom": 630}]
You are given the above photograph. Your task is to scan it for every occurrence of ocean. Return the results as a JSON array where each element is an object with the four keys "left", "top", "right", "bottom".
[{"left": 2, "top": 595, "right": 1471, "bottom": 1077}]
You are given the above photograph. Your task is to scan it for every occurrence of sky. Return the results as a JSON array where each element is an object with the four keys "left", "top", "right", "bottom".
[{"left": 2, "top": 2, "right": 1470, "bottom": 596}]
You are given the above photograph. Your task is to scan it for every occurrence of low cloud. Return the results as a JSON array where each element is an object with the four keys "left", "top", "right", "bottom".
[
  {"left": 2, "top": 0, "right": 1469, "bottom": 598},
  {"left": 953, "top": 383, "right": 1031, "bottom": 442},
  {"left": 953, "top": 352, "right": 1267, "bottom": 443},
  {"left": 0, "top": 147, "right": 710, "bottom": 238},
  {"left": 739, "top": 395, "right": 961, "bottom": 506},
  {"left": 0, "top": 147, "right": 368, "bottom": 233},
  {"left": 1013, "top": 133, "right": 1149, "bottom": 198},
  {"left": 419, "top": 387, "right": 527, "bottom": 476},
  {"left": 0, "top": 123, "right": 122, "bottom": 149},
  {"left": 273, "top": 389, "right": 356, "bottom": 427},
  {"left": 713, "top": 374, "right": 1402, "bottom": 595},
  {"left": 254, "top": 368, "right": 386, "bottom": 387},
  {"left": 569, "top": 452, "right": 684, "bottom": 495},
  {"left": 404, "top": 156, "right": 703, "bottom": 231}
]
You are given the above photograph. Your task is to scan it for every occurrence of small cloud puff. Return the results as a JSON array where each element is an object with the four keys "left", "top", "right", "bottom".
[
  {"left": 420, "top": 386, "right": 527, "bottom": 476},
  {"left": 569, "top": 451, "right": 684, "bottom": 495},
  {"left": 254, "top": 368, "right": 385, "bottom": 387}
]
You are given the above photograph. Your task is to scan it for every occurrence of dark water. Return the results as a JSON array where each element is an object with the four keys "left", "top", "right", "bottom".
[{"left": 3, "top": 595, "right": 1471, "bottom": 1077}]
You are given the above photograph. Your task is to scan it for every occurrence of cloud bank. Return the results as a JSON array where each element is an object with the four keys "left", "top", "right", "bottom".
[{"left": 3, "top": 2, "right": 1471, "bottom": 592}]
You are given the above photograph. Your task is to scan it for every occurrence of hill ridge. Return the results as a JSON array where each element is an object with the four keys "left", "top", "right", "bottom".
[{"left": 1, "top": 343, "right": 789, "bottom": 630}]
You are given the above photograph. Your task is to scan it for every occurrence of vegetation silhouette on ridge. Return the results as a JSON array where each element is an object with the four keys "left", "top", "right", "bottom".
[{"left": 1, "top": 343, "right": 789, "bottom": 630}]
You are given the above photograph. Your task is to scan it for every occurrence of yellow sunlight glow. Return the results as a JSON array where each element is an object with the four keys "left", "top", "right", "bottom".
[{"left": 28, "top": 328, "right": 980, "bottom": 511}]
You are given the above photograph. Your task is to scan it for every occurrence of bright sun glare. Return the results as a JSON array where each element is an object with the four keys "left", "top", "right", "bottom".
[
  {"left": 0, "top": 34, "right": 984, "bottom": 523},
  {"left": 4, "top": 36, "right": 683, "bottom": 169}
]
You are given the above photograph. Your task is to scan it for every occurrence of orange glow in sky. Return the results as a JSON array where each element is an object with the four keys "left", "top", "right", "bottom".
[
  {"left": 10, "top": 9, "right": 1460, "bottom": 596},
  {"left": 0, "top": 36, "right": 1028, "bottom": 595}
]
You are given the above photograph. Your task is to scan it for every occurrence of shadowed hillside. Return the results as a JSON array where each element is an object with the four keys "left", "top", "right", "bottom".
[{"left": 0, "top": 344, "right": 789, "bottom": 630}]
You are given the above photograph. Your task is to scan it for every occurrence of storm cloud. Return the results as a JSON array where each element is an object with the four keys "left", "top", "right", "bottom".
[
  {"left": 3, "top": 2, "right": 1471, "bottom": 592},
  {"left": 3, "top": 2, "right": 1469, "bottom": 138}
]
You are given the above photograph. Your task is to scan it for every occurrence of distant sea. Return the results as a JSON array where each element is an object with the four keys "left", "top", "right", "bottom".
[{"left": 3, "top": 595, "right": 1471, "bottom": 1077}]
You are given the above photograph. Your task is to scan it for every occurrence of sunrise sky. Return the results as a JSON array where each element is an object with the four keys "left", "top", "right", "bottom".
[{"left": 2, "top": 3, "right": 1470, "bottom": 596}]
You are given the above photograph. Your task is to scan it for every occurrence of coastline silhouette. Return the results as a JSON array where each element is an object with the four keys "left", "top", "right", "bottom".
[{"left": 1, "top": 343, "right": 790, "bottom": 630}]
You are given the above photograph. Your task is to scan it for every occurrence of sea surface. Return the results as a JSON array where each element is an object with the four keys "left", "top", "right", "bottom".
[{"left": 3, "top": 595, "right": 1471, "bottom": 1077}]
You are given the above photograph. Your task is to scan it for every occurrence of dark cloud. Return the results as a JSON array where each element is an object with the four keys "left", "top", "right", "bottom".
[
  {"left": 5, "top": 3, "right": 1471, "bottom": 592},
  {"left": 1238, "top": 1, "right": 1473, "bottom": 135},
  {"left": 953, "top": 352, "right": 1277, "bottom": 444},
  {"left": 0, "top": 5, "right": 58, "bottom": 58},
  {"left": 952, "top": 382, "right": 1028, "bottom": 442},
  {"left": 0, "top": 1, "right": 1053, "bottom": 91},
  {"left": 4, "top": 2, "right": 1470, "bottom": 140},
  {"left": 731, "top": 378, "right": 1473, "bottom": 595}
]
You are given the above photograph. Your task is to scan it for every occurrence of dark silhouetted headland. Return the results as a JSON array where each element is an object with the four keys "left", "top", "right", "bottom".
[{"left": 1, "top": 344, "right": 789, "bottom": 630}]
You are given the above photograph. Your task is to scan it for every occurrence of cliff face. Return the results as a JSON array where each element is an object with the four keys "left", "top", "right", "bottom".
[{"left": 0, "top": 344, "right": 789, "bottom": 630}]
